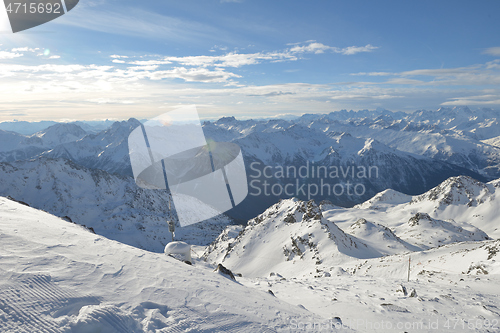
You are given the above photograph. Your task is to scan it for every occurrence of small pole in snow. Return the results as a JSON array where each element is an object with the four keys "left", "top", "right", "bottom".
[
  {"left": 407, "top": 256, "right": 411, "bottom": 282},
  {"left": 167, "top": 196, "right": 175, "bottom": 242}
]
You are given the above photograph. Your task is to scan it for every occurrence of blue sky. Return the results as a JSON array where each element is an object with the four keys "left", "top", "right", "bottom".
[{"left": 0, "top": 0, "right": 499, "bottom": 121}]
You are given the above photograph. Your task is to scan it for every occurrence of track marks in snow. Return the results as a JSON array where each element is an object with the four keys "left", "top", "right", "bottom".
[
  {"left": 0, "top": 274, "right": 83, "bottom": 332},
  {"left": 0, "top": 273, "right": 141, "bottom": 333},
  {"left": 160, "top": 306, "right": 277, "bottom": 332}
]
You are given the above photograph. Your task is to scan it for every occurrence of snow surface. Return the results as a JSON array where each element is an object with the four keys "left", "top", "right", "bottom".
[
  {"left": 203, "top": 194, "right": 500, "bottom": 332},
  {"left": 0, "top": 197, "right": 326, "bottom": 332}
]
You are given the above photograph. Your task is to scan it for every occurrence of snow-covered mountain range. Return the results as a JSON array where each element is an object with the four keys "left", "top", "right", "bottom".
[
  {"left": 204, "top": 175, "right": 498, "bottom": 278},
  {"left": 294, "top": 107, "right": 500, "bottom": 179},
  {"left": 1, "top": 107, "right": 499, "bottom": 220},
  {"left": 204, "top": 199, "right": 382, "bottom": 278},
  {"left": 199, "top": 174, "right": 500, "bottom": 330}
]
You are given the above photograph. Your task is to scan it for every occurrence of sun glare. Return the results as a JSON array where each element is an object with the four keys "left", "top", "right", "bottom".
[{"left": 0, "top": 5, "right": 11, "bottom": 32}]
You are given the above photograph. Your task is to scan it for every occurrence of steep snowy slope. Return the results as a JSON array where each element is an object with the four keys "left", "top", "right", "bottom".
[
  {"left": 0, "top": 145, "right": 47, "bottom": 163},
  {"left": 0, "top": 158, "right": 232, "bottom": 251},
  {"left": 0, "top": 197, "right": 324, "bottom": 332},
  {"left": 346, "top": 218, "right": 419, "bottom": 254},
  {"left": 204, "top": 199, "right": 381, "bottom": 278},
  {"left": 361, "top": 130, "right": 500, "bottom": 179},
  {"left": 202, "top": 195, "right": 500, "bottom": 331},
  {"left": 393, "top": 213, "right": 489, "bottom": 250},
  {"left": 482, "top": 135, "right": 500, "bottom": 148},
  {"left": 0, "top": 123, "right": 88, "bottom": 151},
  {"left": 405, "top": 107, "right": 500, "bottom": 140}
]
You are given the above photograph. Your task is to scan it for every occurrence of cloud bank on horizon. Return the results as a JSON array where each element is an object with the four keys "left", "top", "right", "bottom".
[{"left": 0, "top": 0, "right": 499, "bottom": 121}]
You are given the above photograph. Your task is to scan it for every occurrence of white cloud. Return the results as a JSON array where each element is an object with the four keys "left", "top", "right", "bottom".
[
  {"left": 289, "top": 42, "right": 379, "bottom": 55},
  {"left": 289, "top": 42, "right": 334, "bottom": 54},
  {"left": 122, "top": 41, "right": 376, "bottom": 72},
  {"left": 165, "top": 52, "right": 293, "bottom": 68},
  {"left": 486, "top": 59, "right": 500, "bottom": 69},
  {"left": 351, "top": 60, "right": 500, "bottom": 87},
  {"left": 11, "top": 47, "right": 39, "bottom": 52},
  {"left": 483, "top": 47, "right": 500, "bottom": 56},
  {"left": 148, "top": 67, "right": 240, "bottom": 82},
  {"left": 339, "top": 44, "right": 378, "bottom": 55},
  {"left": 7, "top": 42, "right": 500, "bottom": 121},
  {"left": 87, "top": 98, "right": 135, "bottom": 104},
  {"left": 351, "top": 72, "right": 393, "bottom": 76},
  {"left": 0, "top": 59, "right": 239, "bottom": 84},
  {"left": 0, "top": 51, "right": 23, "bottom": 59},
  {"left": 128, "top": 59, "right": 172, "bottom": 66},
  {"left": 49, "top": 55, "right": 61, "bottom": 59},
  {"left": 442, "top": 97, "right": 500, "bottom": 106},
  {"left": 386, "top": 78, "right": 426, "bottom": 85}
]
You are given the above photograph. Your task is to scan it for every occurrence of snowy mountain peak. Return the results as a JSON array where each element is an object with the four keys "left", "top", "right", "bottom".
[
  {"left": 318, "top": 199, "right": 340, "bottom": 211},
  {"left": 345, "top": 218, "right": 416, "bottom": 254},
  {"left": 250, "top": 198, "right": 323, "bottom": 226},
  {"left": 411, "top": 175, "right": 490, "bottom": 207},
  {"left": 107, "top": 118, "right": 141, "bottom": 135},
  {"left": 452, "top": 105, "right": 473, "bottom": 114},
  {"left": 204, "top": 198, "right": 381, "bottom": 278},
  {"left": 357, "top": 137, "right": 394, "bottom": 155},
  {"left": 33, "top": 123, "right": 87, "bottom": 147},
  {"left": 355, "top": 188, "right": 412, "bottom": 210},
  {"left": 215, "top": 116, "right": 237, "bottom": 125},
  {"left": 408, "top": 212, "right": 432, "bottom": 227}
]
